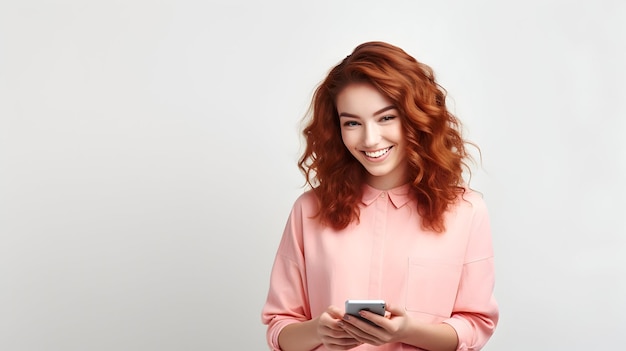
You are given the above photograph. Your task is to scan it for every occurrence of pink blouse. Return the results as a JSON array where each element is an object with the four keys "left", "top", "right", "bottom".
[{"left": 261, "top": 184, "right": 498, "bottom": 350}]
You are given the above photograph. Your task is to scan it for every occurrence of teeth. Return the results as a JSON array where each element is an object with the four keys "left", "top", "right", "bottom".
[{"left": 364, "top": 147, "right": 391, "bottom": 158}]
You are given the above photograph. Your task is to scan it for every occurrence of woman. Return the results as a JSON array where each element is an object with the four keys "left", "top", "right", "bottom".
[{"left": 261, "top": 41, "right": 498, "bottom": 351}]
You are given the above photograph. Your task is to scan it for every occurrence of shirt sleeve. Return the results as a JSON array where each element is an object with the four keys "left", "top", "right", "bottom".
[
  {"left": 261, "top": 197, "right": 311, "bottom": 351},
  {"left": 443, "top": 196, "right": 499, "bottom": 350}
]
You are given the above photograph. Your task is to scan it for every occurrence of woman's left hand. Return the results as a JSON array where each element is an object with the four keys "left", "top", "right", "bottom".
[{"left": 338, "top": 302, "right": 410, "bottom": 346}]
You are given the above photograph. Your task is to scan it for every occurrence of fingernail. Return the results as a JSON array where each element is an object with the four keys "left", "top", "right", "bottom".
[
  {"left": 343, "top": 315, "right": 350, "bottom": 321},
  {"left": 338, "top": 322, "right": 344, "bottom": 327}
]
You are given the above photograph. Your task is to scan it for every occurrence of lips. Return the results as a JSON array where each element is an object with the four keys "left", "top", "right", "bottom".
[{"left": 363, "top": 146, "right": 392, "bottom": 158}]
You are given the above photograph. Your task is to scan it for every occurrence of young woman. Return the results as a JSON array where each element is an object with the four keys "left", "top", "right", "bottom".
[{"left": 261, "top": 41, "right": 498, "bottom": 351}]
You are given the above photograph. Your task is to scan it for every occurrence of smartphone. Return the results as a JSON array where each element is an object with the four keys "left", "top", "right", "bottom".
[{"left": 345, "top": 299, "right": 386, "bottom": 321}]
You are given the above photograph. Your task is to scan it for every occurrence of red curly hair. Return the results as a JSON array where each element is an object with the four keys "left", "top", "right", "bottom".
[{"left": 298, "top": 41, "right": 474, "bottom": 233}]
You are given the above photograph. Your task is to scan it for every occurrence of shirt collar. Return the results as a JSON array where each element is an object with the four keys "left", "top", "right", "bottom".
[{"left": 361, "top": 183, "right": 413, "bottom": 208}]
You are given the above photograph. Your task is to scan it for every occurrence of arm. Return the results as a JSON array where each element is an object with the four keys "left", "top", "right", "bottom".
[
  {"left": 261, "top": 195, "right": 362, "bottom": 351},
  {"left": 269, "top": 297, "right": 363, "bottom": 351},
  {"left": 442, "top": 257, "right": 498, "bottom": 350},
  {"left": 279, "top": 307, "right": 363, "bottom": 351},
  {"left": 400, "top": 319, "right": 458, "bottom": 351},
  {"left": 442, "top": 196, "right": 499, "bottom": 350},
  {"left": 403, "top": 195, "right": 498, "bottom": 350},
  {"left": 261, "top": 198, "right": 312, "bottom": 350},
  {"left": 262, "top": 243, "right": 316, "bottom": 350},
  {"left": 278, "top": 317, "right": 321, "bottom": 351}
]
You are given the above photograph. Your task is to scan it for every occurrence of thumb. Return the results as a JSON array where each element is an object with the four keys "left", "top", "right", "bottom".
[
  {"left": 386, "top": 302, "right": 406, "bottom": 317},
  {"left": 327, "top": 305, "right": 344, "bottom": 319}
]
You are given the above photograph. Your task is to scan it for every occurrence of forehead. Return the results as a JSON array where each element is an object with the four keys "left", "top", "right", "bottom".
[{"left": 336, "top": 83, "right": 394, "bottom": 115}]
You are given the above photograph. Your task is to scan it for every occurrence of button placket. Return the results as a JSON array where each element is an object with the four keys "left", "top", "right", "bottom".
[{"left": 368, "top": 191, "right": 388, "bottom": 297}]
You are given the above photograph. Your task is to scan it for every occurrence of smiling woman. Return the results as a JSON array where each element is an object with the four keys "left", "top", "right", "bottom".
[
  {"left": 298, "top": 42, "right": 472, "bottom": 234},
  {"left": 337, "top": 83, "right": 408, "bottom": 190},
  {"left": 261, "top": 41, "right": 498, "bottom": 351}
]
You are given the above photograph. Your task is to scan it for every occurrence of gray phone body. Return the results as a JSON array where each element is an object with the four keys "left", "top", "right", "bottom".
[{"left": 345, "top": 299, "right": 386, "bottom": 318}]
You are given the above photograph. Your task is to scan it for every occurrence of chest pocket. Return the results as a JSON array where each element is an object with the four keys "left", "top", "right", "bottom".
[{"left": 405, "top": 257, "right": 463, "bottom": 317}]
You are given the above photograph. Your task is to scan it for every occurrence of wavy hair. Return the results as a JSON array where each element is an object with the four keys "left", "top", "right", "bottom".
[{"left": 298, "top": 41, "right": 475, "bottom": 232}]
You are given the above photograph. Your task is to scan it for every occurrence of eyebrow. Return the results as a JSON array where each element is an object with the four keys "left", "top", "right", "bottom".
[{"left": 338, "top": 105, "right": 397, "bottom": 118}]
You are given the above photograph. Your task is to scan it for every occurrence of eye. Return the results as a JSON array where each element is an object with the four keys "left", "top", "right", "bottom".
[
  {"left": 380, "top": 115, "right": 396, "bottom": 122},
  {"left": 343, "top": 120, "right": 360, "bottom": 127}
]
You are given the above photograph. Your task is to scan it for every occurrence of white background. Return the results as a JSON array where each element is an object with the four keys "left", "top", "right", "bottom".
[{"left": 1, "top": 1, "right": 625, "bottom": 350}]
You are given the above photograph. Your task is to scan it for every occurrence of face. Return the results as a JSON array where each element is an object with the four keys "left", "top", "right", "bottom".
[{"left": 336, "top": 83, "right": 408, "bottom": 190}]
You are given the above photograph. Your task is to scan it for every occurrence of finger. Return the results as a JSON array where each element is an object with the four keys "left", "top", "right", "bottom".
[
  {"left": 341, "top": 316, "right": 382, "bottom": 338},
  {"left": 320, "top": 308, "right": 347, "bottom": 331},
  {"left": 325, "top": 336, "right": 362, "bottom": 347},
  {"left": 321, "top": 325, "right": 349, "bottom": 338},
  {"left": 342, "top": 313, "right": 379, "bottom": 330},
  {"left": 342, "top": 325, "right": 382, "bottom": 346},
  {"left": 327, "top": 305, "right": 345, "bottom": 319},
  {"left": 357, "top": 310, "right": 388, "bottom": 327},
  {"left": 385, "top": 302, "right": 406, "bottom": 317},
  {"left": 322, "top": 331, "right": 363, "bottom": 350}
]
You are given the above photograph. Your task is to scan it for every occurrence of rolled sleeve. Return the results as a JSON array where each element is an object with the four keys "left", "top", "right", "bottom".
[
  {"left": 261, "top": 197, "right": 311, "bottom": 350},
  {"left": 261, "top": 255, "right": 309, "bottom": 350},
  {"left": 443, "top": 257, "right": 499, "bottom": 350}
]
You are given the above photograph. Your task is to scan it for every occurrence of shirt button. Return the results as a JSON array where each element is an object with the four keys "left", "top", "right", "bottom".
[{"left": 380, "top": 192, "right": 386, "bottom": 198}]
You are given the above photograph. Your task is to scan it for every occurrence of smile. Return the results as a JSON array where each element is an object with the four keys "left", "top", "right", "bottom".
[{"left": 363, "top": 147, "right": 392, "bottom": 158}]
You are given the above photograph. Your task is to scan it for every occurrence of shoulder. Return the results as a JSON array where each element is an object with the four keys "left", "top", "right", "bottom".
[
  {"left": 294, "top": 189, "right": 317, "bottom": 204},
  {"left": 460, "top": 187, "right": 486, "bottom": 206},
  {"left": 450, "top": 187, "right": 490, "bottom": 219},
  {"left": 280, "top": 190, "right": 324, "bottom": 246},
  {"left": 290, "top": 189, "right": 320, "bottom": 217}
]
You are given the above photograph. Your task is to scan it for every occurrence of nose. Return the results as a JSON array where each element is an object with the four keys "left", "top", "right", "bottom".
[{"left": 363, "top": 122, "right": 381, "bottom": 148}]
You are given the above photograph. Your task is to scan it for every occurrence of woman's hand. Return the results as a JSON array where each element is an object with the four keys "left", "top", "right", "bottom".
[
  {"left": 338, "top": 302, "right": 410, "bottom": 346},
  {"left": 317, "top": 305, "right": 364, "bottom": 350}
]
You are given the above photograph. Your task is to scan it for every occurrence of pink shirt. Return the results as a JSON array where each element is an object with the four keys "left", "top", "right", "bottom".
[{"left": 261, "top": 184, "right": 498, "bottom": 350}]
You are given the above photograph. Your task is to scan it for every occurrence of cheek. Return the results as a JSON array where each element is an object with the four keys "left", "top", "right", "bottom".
[
  {"left": 393, "top": 128, "right": 408, "bottom": 154},
  {"left": 394, "top": 125, "right": 406, "bottom": 141},
  {"left": 395, "top": 130, "right": 408, "bottom": 149},
  {"left": 340, "top": 130, "right": 356, "bottom": 148}
]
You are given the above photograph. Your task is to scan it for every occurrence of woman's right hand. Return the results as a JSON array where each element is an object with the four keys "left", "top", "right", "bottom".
[{"left": 317, "top": 305, "right": 363, "bottom": 350}]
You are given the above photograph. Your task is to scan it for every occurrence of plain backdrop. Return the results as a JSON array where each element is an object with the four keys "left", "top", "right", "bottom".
[{"left": 1, "top": 1, "right": 625, "bottom": 350}]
